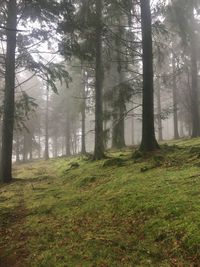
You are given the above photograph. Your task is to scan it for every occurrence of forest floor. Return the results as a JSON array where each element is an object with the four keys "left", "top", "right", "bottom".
[{"left": 1, "top": 138, "right": 200, "bottom": 267}]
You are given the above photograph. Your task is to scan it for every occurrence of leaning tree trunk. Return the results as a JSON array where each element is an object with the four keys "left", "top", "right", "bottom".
[
  {"left": 93, "top": 0, "right": 105, "bottom": 160},
  {"left": 139, "top": 0, "right": 159, "bottom": 152},
  {"left": 0, "top": 0, "right": 17, "bottom": 183}
]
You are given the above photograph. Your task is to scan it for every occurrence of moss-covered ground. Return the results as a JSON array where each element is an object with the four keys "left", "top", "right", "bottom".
[{"left": 1, "top": 138, "right": 200, "bottom": 266}]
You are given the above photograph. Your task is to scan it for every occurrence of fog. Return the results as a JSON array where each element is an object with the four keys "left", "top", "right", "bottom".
[{"left": 0, "top": 0, "right": 199, "bottom": 164}]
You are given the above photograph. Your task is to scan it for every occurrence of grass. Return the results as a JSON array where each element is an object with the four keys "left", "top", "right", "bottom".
[{"left": 1, "top": 139, "right": 200, "bottom": 266}]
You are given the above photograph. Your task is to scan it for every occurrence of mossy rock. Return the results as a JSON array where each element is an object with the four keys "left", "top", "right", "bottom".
[
  {"left": 103, "top": 158, "right": 126, "bottom": 167},
  {"left": 140, "top": 166, "right": 149, "bottom": 172},
  {"left": 79, "top": 176, "right": 97, "bottom": 187},
  {"left": 70, "top": 162, "right": 80, "bottom": 168},
  {"left": 161, "top": 143, "right": 181, "bottom": 152},
  {"left": 63, "top": 162, "right": 80, "bottom": 173},
  {"left": 82, "top": 153, "right": 93, "bottom": 161},
  {"left": 152, "top": 154, "right": 165, "bottom": 167},
  {"left": 189, "top": 146, "right": 200, "bottom": 154},
  {"left": 132, "top": 150, "right": 143, "bottom": 160}
]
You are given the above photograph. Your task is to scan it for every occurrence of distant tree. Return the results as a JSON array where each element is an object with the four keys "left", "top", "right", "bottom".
[{"left": 168, "top": 0, "right": 200, "bottom": 137}]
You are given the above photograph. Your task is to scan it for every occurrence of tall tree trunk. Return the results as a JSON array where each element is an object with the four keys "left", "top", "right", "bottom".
[
  {"left": 29, "top": 134, "right": 33, "bottom": 160},
  {"left": 53, "top": 135, "right": 58, "bottom": 158},
  {"left": 190, "top": 12, "right": 200, "bottom": 137},
  {"left": 156, "top": 79, "right": 163, "bottom": 141},
  {"left": 44, "top": 87, "right": 49, "bottom": 160},
  {"left": 38, "top": 125, "right": 41, "bottom": 159},
  {"left": 172, "top": 53, "right": 179, "bottom": 139},
  {"left": 131, "top": 103, "right": 135, "bottom": 145},
  {"left": 93, "top": 0, "right": 105, "bottom": 159},
  {"left": 0, "top": 0, "right": 17, "bottom": 183},
  {"left": 81, "top": 67, "right": 86, "bottom": 155},
  {"left": 65, "top": 111, "right": 71, "bottom": 156},
  {"left": 62, "top": 136, "right": 65, "bottom": 156},
  {"left": 16, "top": 133, "right": 20, "bottom": 163},
  {"left": 112, "top": 25, "right": 126, "bottom": 149},
  {"left": 112, "top": 94, "right": 126, "bottom": 149},
  {"left": 139, "top": 0, "right": 159, "bottom": 152},
  {"left": 23, "top": 133, "right": 28, "bottom": 162}
]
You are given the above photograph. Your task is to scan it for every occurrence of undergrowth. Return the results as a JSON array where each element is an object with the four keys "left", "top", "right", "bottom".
[{"left": 1, "top": 139, "right": 200, "bottom": 266}]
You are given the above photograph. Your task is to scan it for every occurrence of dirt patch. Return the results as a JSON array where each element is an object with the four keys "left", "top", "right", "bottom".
[{"left": 0, "top": 199, "right": 29, "bottom": 267}]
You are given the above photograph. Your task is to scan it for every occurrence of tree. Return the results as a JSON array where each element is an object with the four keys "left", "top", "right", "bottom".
[
  {"left": 139, "top": 0, "right": 159, "bottom": 151},
  {"left": 44, "top": 86, "right": 49, "bottom": 160},
  {"left": 172, "top": 51, "right": 179, "bottom": 139},
  {"left": 0, "top": 0, "right": 17, "bottom": 183},
  {"left": 0, "top": 0, "right": 70, "bottom": 182},
  {"left": 168, "top": 0, "right": 200, "bottom": 137},
  {"left": 93, "top": 0, "right": 105, "bottom": 159}
]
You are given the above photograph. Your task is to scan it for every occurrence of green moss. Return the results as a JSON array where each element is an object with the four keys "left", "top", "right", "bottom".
[{"left": 1, "top": 138, "right": 200, "bottom": 266}]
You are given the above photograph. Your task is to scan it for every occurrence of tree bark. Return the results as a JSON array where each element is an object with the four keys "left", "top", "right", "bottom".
[
  {"left": 112, "top": 25, "right": 126, "bottom": 149},
  {"left": 23, "top": 133, "right": 28, "bottom": 162},
  {"left": 139, "top": 0, "right": 159, "bottom": 152},
  {"left": 81, "top": 67, "right": 86, "bottom": 155},
  {"left": 172, "top": 53, "right": 179, "bottom": 139},
  {"left": 93, "top": 0, "right": 105, "bottom": 159},
  {"left": 16, "top": 133, "right": 20, "bottom": 163},
  {"left": 190, "top": 11, "right": 200, "bottom": 137},
  {"left": 65, "top": 111, "right": 71, "bottom": 156},
  {"left": 53, "top": 135, "right": 58, "bottom": 158},
  {"left": 0, "top": 0, "right": 17, "bottom": 183},
  {"left": 112, "top": 94, "right": 126, "bottom": 149},
  {"left": 131, "top": 102, "right": 135, "bottom": 145},
  {"left": 38, "top": 124, "right": 41, "bottom": 159},
  {"left": 44, "top": 87, "right": 49, "bottom": 160},
  {"left": 29, "top": 133, "right": 33, "bottom": 160},
  {"left": 156, "top": 79, "right": 163, "bottom": 141}
]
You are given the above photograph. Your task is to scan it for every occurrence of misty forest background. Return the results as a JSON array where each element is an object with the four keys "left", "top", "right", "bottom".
[
  {"left": 2, "top": 0, "right": 200, "bottom": 266},
  {"left": 1, "top": 0, "right": 200, "bottom": 183}
]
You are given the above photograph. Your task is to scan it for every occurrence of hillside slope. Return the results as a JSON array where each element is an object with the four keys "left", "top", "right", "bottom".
[{"left": 1, "top": 138, "right": 200, "bottom": 266}]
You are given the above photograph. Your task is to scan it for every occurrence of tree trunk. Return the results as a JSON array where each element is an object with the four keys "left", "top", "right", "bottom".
[
  {"left": 65, "top": 111, "right": 71, "bottom": 156},
  {"left": 44, "top": 87, "right": 49, "bottom": 160},
  {"left": 139, "top": 0, "right": 159, "bottom": 152},
  {"left": 53, "top": 135, "right": 58, "bottom": 158},
  {"left": 29, "top": 134, "right": 33, "bottom": 160},
  {"left": 131, "top": 103, "right": 135, "bottom": 145},
  {"left": 156, "top": 79, "right": 163, "bottom": 141},
  {"left": 23, "top": 133, "right": 28, "bottom": 162},
  {"left": 16, "top": 133, "right": 20, "bottom": 163},
  {"left": 0, "top": 0, "right": 17, "bottom": 183},
  {"left": 81, "top": 67, "right": 86, "bottom": 155},
  {"left": 190, "top": 13, "right": 200, "bottom": 137},
  {"left": 93, "top": 0, "right": 105, "bottom": 160},
  {"left": 112, "top": 95, "right": 126, "bottom": 149},
  {"left": 172, "top": 53, "right": 179, "bottom": 139},
  {"left": 38, "top": 126, "right": 41, "bottom": 159}
]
